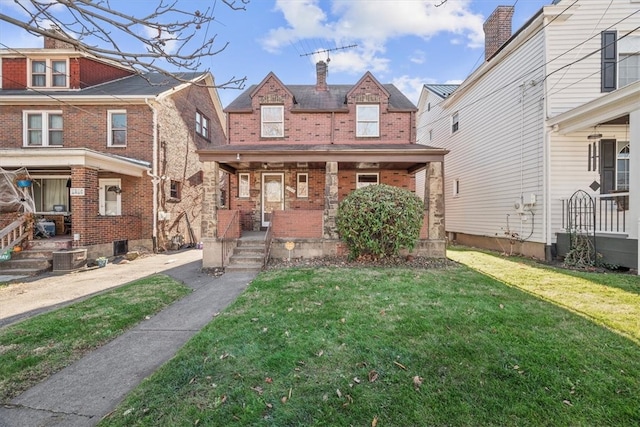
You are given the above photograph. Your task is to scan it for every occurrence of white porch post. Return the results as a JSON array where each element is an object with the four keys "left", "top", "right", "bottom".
[{"left": 629, "top": 109, "right": 640, "bottom": 273}]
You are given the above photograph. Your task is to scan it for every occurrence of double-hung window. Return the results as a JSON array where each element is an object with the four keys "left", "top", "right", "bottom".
[
  {"left": 356, "top": 104, "right": 379, "bottom": 137},
  {"left": 451, "top": 112, "right": 459, "bottom": 133},
  {"left": 30, "top": 59, "right": 68, "bottom": 88},
  {"left": 196, "top": 111, "right": 210, "bottom": 139},
  {"left": 24, "top": 111, "right": 63, "bottom": 146},
  {"left": 261, "top": 105, "right": 284, "bottom": 137},
  {"left": 108, "top": 110, "right": 127, "bottom": 147}
]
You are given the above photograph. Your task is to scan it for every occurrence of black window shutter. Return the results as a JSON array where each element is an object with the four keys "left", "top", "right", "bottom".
[
  {"left": 600, "top": 139, "right": 616, "bottom": 194},
  {"left": 601, "top": 31, "right": 617, "bottom": 92}
]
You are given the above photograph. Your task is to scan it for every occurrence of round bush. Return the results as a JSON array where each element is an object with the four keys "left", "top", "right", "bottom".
[{"left": 336, "top": 184, "right": 424, "bottom": 259}]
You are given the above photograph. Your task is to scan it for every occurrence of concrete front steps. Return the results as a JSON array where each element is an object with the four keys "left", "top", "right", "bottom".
[
  {"left": 225, "top": 233, "right": 267, "bottom": 273},
  {"left": 0, "top": 238, "right": 72, "bottom": 278}
]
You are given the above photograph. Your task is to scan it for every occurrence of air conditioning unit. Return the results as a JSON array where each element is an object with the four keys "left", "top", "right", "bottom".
[
  {"left": 52, "top": 249, "right": 87, "bottom": 273},
  {"left": 513, "top": 198, "right": 526, "bottom": 214}
]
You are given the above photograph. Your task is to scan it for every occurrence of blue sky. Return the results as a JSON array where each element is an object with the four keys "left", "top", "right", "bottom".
[{"left": 0, "top": 0, "right": 550, "bottom": 106}]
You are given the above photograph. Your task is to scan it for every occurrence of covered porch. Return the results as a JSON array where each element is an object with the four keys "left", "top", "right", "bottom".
[
  {"left": 548, "top": 81, "right": 640, "bottom": 269},
  {"left": 198, "top": 144, "right": 448, "bottom": 268}
]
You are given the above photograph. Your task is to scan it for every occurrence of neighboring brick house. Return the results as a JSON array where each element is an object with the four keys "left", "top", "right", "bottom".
[
  {"left": 0, "top": 31, "right": 225, "bottom": 259},
  {"left": 198, "top": 62, "right": 448, "bottom": 267}
]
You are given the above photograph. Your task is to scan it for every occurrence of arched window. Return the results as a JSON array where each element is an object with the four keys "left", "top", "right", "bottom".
[{"left": 616, "top": 142, "right": 629, "bottom": 191}]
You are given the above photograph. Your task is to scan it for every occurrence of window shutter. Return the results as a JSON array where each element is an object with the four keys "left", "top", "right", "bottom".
[
  {"left": 600, "top": 140, "right": 616, "bottom": 194},
  {"left": 601, "top": 31, "right": 617, "bottom": 92}
]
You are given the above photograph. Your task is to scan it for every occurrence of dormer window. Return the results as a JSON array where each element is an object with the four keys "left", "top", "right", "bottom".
[
  {"left": 356, "top": 104, "right": 379, "bottom": 137},
  {"left": 30, "top": 59, "right": 68, "bottom": 88}
]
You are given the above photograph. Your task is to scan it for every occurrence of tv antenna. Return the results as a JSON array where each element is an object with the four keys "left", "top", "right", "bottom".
[{"left": 299, "top": 44, "right": 358, "bottom": 61}]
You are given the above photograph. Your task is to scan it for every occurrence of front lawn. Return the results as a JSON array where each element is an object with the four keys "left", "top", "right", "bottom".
[
  {"left": 101, "top": 261, "right": 640, "bottom": 426},
  {"left": 0, "top": 274, "right": 190, "bottom": 401}
]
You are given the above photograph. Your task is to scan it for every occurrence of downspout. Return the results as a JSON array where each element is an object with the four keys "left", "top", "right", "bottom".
[{"left": 145, "top": 98, "right": 159, "bottom": 253}]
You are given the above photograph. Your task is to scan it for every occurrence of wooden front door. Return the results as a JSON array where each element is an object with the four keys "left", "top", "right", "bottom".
[{"left": 261, "top": 173, "right": 284, "bottom": 227}]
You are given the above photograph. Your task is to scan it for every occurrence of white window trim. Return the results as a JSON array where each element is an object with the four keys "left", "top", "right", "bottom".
[
  {"left": 23, "top": 110, "right": 63, "bottom": 147},
  {"left": 356, "top": 172, "right": 379, "bottom": 189},
  {"left": 616, "top": 141, "right": 630, "bottom": 191},
  {"left": 261, "top": 105, "right": 284, "bottom": 138},
  {"left": 356, "top": 104, "right": 380, "bottom": 137},
  {"left": 451, "top": 112, "right": 459, "bottom": 134},
  {"left": 28, "top": 58, "right": 69, "bottom": 89},
  {"left": 99, "top": 178, "right": 122, "bottom": 216},
  {"left": 297, "top": 173, "right": 308, "bottom": 198},
  {"left": 107, "top": 110, "right": 127, "bottom": 147},
  {"left": 238, "top": 173, "right": 250, "bottom": 198}
]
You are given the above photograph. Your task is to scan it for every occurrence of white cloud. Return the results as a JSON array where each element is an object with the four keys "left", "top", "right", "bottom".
[
  {"left": 262, "top": 0, "right": 485, "bottom": 72},
  {"left": 409, "top": 50, "right": 426, "bottom": 65},
  {"left": 392, "top": 75, "right": 436, "bottom": 105}
]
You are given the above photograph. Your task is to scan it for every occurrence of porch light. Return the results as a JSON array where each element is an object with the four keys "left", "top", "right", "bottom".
[{"left": 587, "top": 127, "right": 602, "bottom": 141}]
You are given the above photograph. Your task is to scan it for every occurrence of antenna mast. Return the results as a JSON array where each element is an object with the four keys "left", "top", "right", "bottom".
[{"left": 299, "top": 44, "right": 358, "bottom": 61}]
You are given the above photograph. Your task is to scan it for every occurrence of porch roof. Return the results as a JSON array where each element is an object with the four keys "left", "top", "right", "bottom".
[
  {"left": 0, "top": 148, "right": 150, "bottom": 177},
  {"left": 547, "top": 81, "right": 640, "bottom": 134},
  {"left": 197, "top": 143, "right": 448, "bottom": 174}
]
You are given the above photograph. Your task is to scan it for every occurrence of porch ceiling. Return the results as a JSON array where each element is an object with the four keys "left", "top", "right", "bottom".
[
  {"left": 197, "top": 143, "right": 448, "bottom": 174},
  {"left": 0, "top": 148, "right": 150, "bottom": 177}
]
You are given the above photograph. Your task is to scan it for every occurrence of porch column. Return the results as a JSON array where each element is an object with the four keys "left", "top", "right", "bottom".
[
  {"left": 629, "top": 109, "right": 640, "bottom": 273},
  {"left": 425, "top": 161, "right": 445, "bottom": 242},
  {"left": 70, "top": 166, "right": 98, "bottom": 247},
  {"left": 323, "top": 162, "right": 339, "bottom": 239},
  {"left": 202, "top": 161, "right": 221, "bottom": 267}
]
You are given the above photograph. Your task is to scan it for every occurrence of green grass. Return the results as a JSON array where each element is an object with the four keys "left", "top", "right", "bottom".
[
  {"left": 0, "top": 274, "right": 190, "bottom": 401},
  {"left": 101, "top": 261, "right": 640, "bottom": 426},
  {"left": 448, "top": 247, "right": 640, "bottom": 344}
]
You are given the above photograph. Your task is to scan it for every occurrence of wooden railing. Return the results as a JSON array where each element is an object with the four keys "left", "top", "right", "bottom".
[
  {"left": 0, "top": 215, "right": 32, "bottom": 253},
  {"left": 219, "top": 210, "right": 239, "bottom": 268}
]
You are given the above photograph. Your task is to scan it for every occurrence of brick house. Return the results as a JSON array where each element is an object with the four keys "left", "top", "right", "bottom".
[
  {"left": 198, "top": 62, "right": 448, "bottom": 268},
  {"left": 0, "top": 31, "right": 225, "bottom": 262}
]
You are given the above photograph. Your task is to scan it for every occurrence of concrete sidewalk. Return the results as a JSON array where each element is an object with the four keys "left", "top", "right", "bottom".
[{"left": 0, "top": 250, "right": 257, "bottom": 427}]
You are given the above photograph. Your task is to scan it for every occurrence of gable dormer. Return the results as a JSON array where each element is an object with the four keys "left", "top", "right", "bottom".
[
  {"left": 250, "top": 72, "right": 295, "bottom": 139},
  {"left": 347, "top": 72, "right": 391, "bottom": 138},
  {"left": 1, "top": 26, "right": 135, "bottom": 91}
]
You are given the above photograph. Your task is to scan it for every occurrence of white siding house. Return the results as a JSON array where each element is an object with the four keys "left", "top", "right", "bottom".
[{"left": 418, "top": 0, "right": 640, "bottom": 268}]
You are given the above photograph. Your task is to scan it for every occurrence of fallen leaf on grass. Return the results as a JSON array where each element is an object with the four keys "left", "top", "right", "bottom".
[
  {"left": 353, "top": 377, "right": 361, "bottom": 384},
  {"left": 413, "top": 376, "right": 423, "bottom": 390},
  {"left": 563, "top": 400, "right": 573, "bottom": 406},
  {"left": 368, "top": 370, "right": 379, "bottom": 382},
  {"left": 372, "top": 416, "right": 378, "bottom": 426},
  {"left": 281, "top": 396, "right": 287, "bottom": 404},
  {"left": 499, "top": 304, "right": 504, "bottom": 309},
  {"left": 265, "top": 377, "right": 273, "bottom": 383},
  {"left": 336, "top": 389, "right": 342, "bottom": 398},
  {"left": 394, "top": 361, "right": 407, "bottom": 370},
  {"left": 251, "top": 386, "right": 264, "bottom": 395},
  {"left": 317, "top": 350, "right": 324, "bottom": 357}
]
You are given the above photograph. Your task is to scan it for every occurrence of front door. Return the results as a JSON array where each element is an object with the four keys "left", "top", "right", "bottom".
[{"left": 262, "top": 173, "right": 284, "bottom": 227}]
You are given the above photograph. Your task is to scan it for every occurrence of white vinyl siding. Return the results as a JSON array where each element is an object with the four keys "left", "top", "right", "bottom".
[{"left": 545, "top": 1, "right": 640, "bottom": 116}]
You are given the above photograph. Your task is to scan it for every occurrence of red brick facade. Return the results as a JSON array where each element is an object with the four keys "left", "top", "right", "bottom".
[{"left": 0, "top": 42, "right": 225, "bottom": 257}]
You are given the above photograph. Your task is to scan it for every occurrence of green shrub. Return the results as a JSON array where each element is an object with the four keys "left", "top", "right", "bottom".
[{"left": 336, "top": 184, "right": 424, "bottom": 259}]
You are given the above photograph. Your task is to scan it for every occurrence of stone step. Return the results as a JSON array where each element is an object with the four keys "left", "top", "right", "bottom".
[
  {"left": 0, "top": 257, "right": 51, "bottom": 274},
  {"left": 27, "top": 239, "right": 73, "bottom": 251},
  {"left": 225, "top": 262, "right": 263, "bottom": 273},
  {"left": 229, "top": 253, "right": 264, "bottom": 264},
  {"left": 233, "top": 246, "right": 264, "bottom": 256},
  {"left": 10, "top": 249, "right": 52, "bottom": 260}
]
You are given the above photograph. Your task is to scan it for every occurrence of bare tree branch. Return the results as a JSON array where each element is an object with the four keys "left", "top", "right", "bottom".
[{"left": 0, "top": 0, "right": 250, "bottom": 89}]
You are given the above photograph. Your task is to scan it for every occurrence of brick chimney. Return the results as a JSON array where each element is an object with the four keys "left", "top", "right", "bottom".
[
  {"left": 44, "top": 25, "right": 76, "bottom": 49},
  {"left": 316, "top": 60, "right": 328, "bottom": 91},
  {"left": 483, "top": 6, "right": 514, "bottom": 61}
]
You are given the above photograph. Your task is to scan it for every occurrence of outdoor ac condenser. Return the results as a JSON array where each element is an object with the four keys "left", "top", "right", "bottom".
[{"left": 52, "top": 249, "right": 87, "bottom": 273}]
